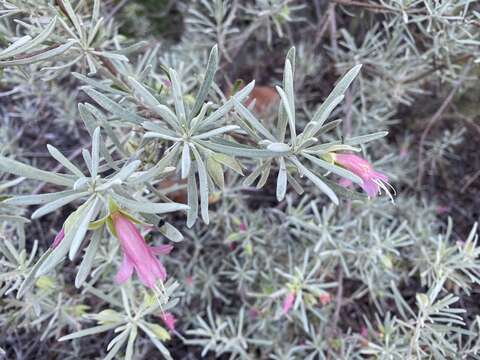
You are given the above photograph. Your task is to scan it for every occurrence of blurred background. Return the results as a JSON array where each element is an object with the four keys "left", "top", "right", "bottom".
[{"left": 1, "top": 1, "right": 480, "bottom": 359}]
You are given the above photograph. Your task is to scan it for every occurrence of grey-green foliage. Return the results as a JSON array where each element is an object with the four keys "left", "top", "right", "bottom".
[
  {"left": 0, "top": 0, "right": 479, "bottom": 359},
  {"left": 75, "top": 42, "right": 383, "bottom": 230},
  {"left": 181, "top": 195, "right": 480, "bottom": 359}
]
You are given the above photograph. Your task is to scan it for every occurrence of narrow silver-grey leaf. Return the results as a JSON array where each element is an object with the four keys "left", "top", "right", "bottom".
[
  {"left": 0, "top": 156, "right": 74, "bottom": 186},
  {"left": 186, "top": 172, "right": 198, "bottom": 228},
  {"left": 159, "top": 222, "right": 184, "bottom": 242},
  {"left": 233, "top": 99, "right": 276, "bottom": 141},
  {"left": 112, "top": 193, "right": 189, "bottom": 214},
  {"left": 169, "top": 68, "right": 187, "bottom": 124},
  {"left": 276, "top": 86, "right": 296, "bottom": 142},
  {"left": 199, "top": 80, "right": 255, "bottom": 130},
  {"left": 181, "top": 142, "right": 191, "bottom": 179},
  {"left": 91, "top": 127, "right": 101, "bottom": 178},
  {"left": 192, "top": 125, "right": 240, "bottom": 140},
  {"left": 75, "top": 230, "right": 101, "bottom": 288},
  {"left": 191, "top": 147, "right": 209, "bottom": 224},
  {"left": 190, "top": 44, "right": 218, "bottom": 121},
  {"left": 0, "top": 40, "right": 76, "bottom": 67},
  {"left": 83, "top": 88, "right": 146, "bottom": 125},
  {"left": 5, "top": 190, "right": 78, "bottom": 206},
  {"left": 311, "top": 64, "right": 362, "bottom": 125},
  {"left": 47, "top": 144, "right": 84, "bottom": 178},
  {"left": 69, "top": 197, "right": 101, "bottom": 260},
  {"left": 31, "top": 191, "right": 89, "bottom": 219},
  {"left": 59, "top": 324, "right": 120, "bottom": 341},
  {"left": 346, "top": 131, "right": 389, "bottom": 146},
  {"left": 276, "top": 157, "right": 288, "bottom": 201},
  {"left": 199, "top": 139, "right": 281, "bottom": 158},
  {"left": 290, "top": 156, "right": 339, "bottom": 205},
  {"left": 0, "top": 17, "right": 57, "bottom": 59},
  {"left": 17, "top": 248, "right": 53, "bottom": 298}
]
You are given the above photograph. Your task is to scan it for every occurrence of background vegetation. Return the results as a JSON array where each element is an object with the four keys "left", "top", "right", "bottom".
[{"left": 1, "top": 0, "right": 479, "bottom": 359}]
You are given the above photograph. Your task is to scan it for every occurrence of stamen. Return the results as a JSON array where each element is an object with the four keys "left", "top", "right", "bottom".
[
  {"left": 384, "top": 180, "right": 397, "bottom": 195},
  {"left": 374, "top": 179, "right": 395, "bottom": 203},
  {"left": 153, "top": 282, "right": 168, "bottom": 315}
]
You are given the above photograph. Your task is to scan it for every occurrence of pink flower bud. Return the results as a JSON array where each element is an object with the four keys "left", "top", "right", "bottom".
[
  {"left": 360, "top": 325, "right": 368, "bottom": 338},
  {"left": 319, "top": 293, "right": 332, "bottom": 305},
  {"left": 161, "top": 312, "right": 176, "bottom": 332},
  {"left": 282, "top": 292, "right": 295, "bottom": 315},
  {"left": 52, "top": 228, "right": 65, "bottom": 249}
]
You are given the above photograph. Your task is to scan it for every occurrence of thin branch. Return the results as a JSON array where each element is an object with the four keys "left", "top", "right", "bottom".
[
  {"left": 313, "top": 7, "right": 331, "bottom": 48},
  {"left": 328, "top": 3, "right": 338, "bottom": 59},
  {"left": 461, "top": 169, "right": 480, "bottom": 193},
  {"left": 416, "top": 65, "right": 471, "bottom": 188},
  {"left": 332, "top": 0, "right": 423, "bottom": 14},
  {"left": 330, "top": 269, "right": 344, "bottom": 335},
  {"left": 105, "top": 0, "right": 129, "bottom": 22}
]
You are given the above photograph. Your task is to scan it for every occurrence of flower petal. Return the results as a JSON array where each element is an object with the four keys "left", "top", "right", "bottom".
[
  {"left": 282, "top": 292, "right": 295, "bottom": 315},
  {"left": 150, "top": 244, "right": 174, "bottom": 255},
  {"left": 360, "top": 179, "right": 379, "bottom": 197},
  {"left": 115, "top": 255, "right": 134, "bottom": 284},
  {"left": 112, "top": 213, "right": 171, "bottom": 288},
  {"left": 136, "top": 255, "right": 167, "bottom": 287},
  {"left": 372, "top": 170, "right": 388, "bottom": 183}
]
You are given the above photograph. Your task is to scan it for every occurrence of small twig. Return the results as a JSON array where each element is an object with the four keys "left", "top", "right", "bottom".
[
  {"left": 332, "top": 0, "right": 423, "bottom": 14},
  {"left": 332, "top": 0, "right": 395, "bottom": 13},
  {"left": 328, "top": 3, "right": 338, "bottom": 59},
  {"left": 461, "top": 169, "right": 480, "bottom": 193},
  {"left": 217, "top": 0, "right": 238, "bottom": 64},
  {"left": 402, "top": 54, "right": 473, "bottom": 84},
  {"left": 455, "top": 113, "right": 480, "bottom": 137},
  {"left": 416, "top": 65, "right": 470, "bottom": 188},
  {"left": 313, "top": 4, "right": 332, "bottom": 48},
  {"left": 105, "top": 0, "right": 129, "bottom": 22},
  {"left": 402, "top": 66, "right": 444, "bottom": 85},
  {"left": 331, "top": 269, "right": 344, "bottom": 334}
]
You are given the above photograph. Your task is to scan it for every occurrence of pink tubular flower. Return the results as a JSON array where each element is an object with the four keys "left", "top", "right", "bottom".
[
  {"left": 332, "top": 153, "right": 394, "bottom": 201},
  {"left": 161, "top": 312, "right": 176, "bottom": 332},
  {"left": 282, "top": 291, "right": 296, "bottom": 315},
  {"left": 52, "top": 228, "right": 65, "bottom": 249},
  {"left": 112, "top": 213, "right": 173, "bottom": 288}
]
